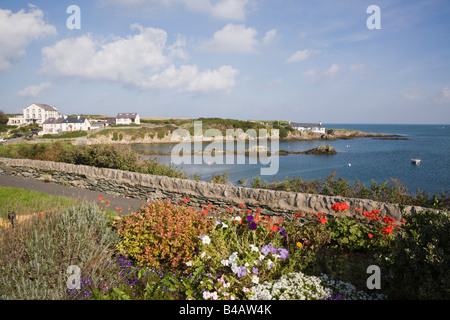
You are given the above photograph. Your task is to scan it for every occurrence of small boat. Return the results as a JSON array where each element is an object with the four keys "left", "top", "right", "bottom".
[{"left": 411, "top": 158, "right": 421, "bottom": 165}]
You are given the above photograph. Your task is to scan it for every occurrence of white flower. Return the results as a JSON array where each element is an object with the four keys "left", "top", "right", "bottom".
[
  {"left": 203, "top": 291, "right": 211, "bottom": 299},
  {"left": 222, "top": 222, "right": 229, "bottom": 228},
  {"left": 252, "top": 275, "right": 260, "bottom": 284},
  {"left": 211, "top": 291, "right": 218, "bottom": 300},
  {"left": 221, "top": 259, "right": 229, "bottom": 266},
  {"left": 198, "top": 235, "right": 211, "bottom": 245},
  {"left": 229, "top": 252, "right": 238, "bottom": 263},
  {"left": 185, "top": 261, "right": 192, "bottom": 267},
  {"left": 234, "top": 216, "right": 241, "bottom": 221},
  {"left": 200, "top": 252, "right": 206, "bottom": 258},
  {"left": 250, "top": 244, "right": 259, "bottom": 252}
]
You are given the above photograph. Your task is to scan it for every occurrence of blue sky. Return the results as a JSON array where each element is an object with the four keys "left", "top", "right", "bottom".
[{"left": 0, "top": 0, "right": 449, "bottom": 124}]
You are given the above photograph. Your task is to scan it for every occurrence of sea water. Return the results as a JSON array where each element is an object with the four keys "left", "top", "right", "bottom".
[{"left": 132, "top": 124, "right": 450, "bottom": 196}]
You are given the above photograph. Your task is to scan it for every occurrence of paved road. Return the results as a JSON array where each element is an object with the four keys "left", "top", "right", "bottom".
[{"left": 0, "top": 174, "right": 148, "bottom": 215}]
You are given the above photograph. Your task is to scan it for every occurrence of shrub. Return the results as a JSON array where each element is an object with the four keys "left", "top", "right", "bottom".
[
  {"left": 114, "top": 200, "right": 209, "bottom": 271},
  {"left": 210, "top": 172, "right": 229, "bottom": 184},
  {"left": 387, "top": 210, "right": 450, "bottom": 299},
  {"left": 0, "top": 203, "right": 121, "bottom": 299}
]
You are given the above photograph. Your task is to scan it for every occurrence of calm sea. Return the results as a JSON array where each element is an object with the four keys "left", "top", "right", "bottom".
[{"left": 132, "top": 124, "right": 450, "bottom": 196}]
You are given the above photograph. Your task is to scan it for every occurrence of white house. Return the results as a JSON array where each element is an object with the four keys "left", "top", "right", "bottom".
[
  {"left": 42, "top": 117, "right": 92, "bottom": 134},
  {"left": 7, "top": 115, "right": 27, "bottom": 125},
  {"left": 289, "top": 121, "right": 326, "bottom": 134},
  {"left": 23, "top": 103, "right": 62, "bottom": 125},
  {"left": 116, "top": 113, "right": 140, "bottom": 125}
]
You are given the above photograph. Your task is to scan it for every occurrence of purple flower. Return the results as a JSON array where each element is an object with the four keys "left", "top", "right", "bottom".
[
  {"left": 279, "top": 227, "right": 287, "bottom": 240},
  {"left": 237, "top": 266, "right": 247, "bottom": 278},
  {"left": 248, "top": 222, "right": 257, "bottom": 230},
  {"left": 278, "top": 248, "right": 289, "bottom": 259},
  {"left": 261, "top": 245, "right": 270, "bottom": 255},
  {"left": 246, "top": 215, "right": 254, "bottom": 223},
  {"left": 252, "top": 267, "right": 259, "bottom": 274}
]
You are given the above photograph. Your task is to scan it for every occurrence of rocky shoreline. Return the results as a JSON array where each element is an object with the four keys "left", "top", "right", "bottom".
[{"left": 3, "top": 126, "right": 406, "bottom": 146}]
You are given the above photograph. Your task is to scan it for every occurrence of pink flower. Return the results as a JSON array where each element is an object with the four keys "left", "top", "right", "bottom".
[{"left": 203, "top": 291, "right": 211, "bottom": 299}]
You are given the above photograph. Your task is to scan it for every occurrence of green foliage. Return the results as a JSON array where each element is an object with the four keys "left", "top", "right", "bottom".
[
  {"left": 42, "top": 131, "right": 87, "bottom": 139},
  {"left": 114, "top": 200, "right": 209, "bottom": 271},
  {"left": 327, "top": 216, "right": 368, "bottom": 251},
  {"left": 210, "top": 171, "right": 229, "bottom": 184},
  {"left": 246, "top": 171, "right": 447, "bottom": 209},
  {"left": 0, "top": 110, "right": 8, "bottom": 125},
  {"left": 0, "top": 142, "right": 186, "bottom": 178},
  {"left": 387, "top": 210, "right": 450, "bottom": 299},
  {"left": 272, "top": 124, "right": 289, "bottom": 138},
  {"left": 0, "top": 203, "right": 121, "bottom": 299}
]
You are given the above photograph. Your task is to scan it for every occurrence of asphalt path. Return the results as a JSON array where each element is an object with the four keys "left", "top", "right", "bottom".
[{"left": 0, "top": 174, "right": 148, "bottom": 215}]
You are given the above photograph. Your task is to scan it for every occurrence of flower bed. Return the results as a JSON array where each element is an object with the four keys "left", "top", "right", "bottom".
[
  {"left": 4, "top": 194, "right": 448, "bottom": 300},
  {"left": 87, "top": 197, "right": 410, "bottom": 300}
]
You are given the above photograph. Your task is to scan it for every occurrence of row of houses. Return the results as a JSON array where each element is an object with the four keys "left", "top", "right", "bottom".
[
  {"left": 7, "top": 104, "right": 140, "bottom": 134},
  {"left": 251, "top": 120, "right": 326, "bottom": 134},
  {"left": 288, "top": 121, "right": 325, "bottom": 134}
]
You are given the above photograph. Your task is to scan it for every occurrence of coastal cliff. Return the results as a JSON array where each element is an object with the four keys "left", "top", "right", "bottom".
[{"left": 79, "top": 126, "right": 403, "bottom": 145}]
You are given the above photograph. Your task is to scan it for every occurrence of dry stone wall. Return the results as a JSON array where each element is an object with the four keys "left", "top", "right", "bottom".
[{"left": 0, "top": 157, "right": 429, "bottom": 221}]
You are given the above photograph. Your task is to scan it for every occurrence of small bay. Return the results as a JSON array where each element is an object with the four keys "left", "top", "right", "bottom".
[{"left": 132, "top": 124, "right": 450, "bottom": 196}]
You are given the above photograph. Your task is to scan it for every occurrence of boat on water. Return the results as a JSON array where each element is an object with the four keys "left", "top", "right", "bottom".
[{"left": 411, "top": 158, "right": 421, "bottom": 165}]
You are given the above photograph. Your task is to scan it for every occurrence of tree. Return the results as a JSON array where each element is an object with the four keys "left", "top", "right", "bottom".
[{"left": 0, "top": 110, "right": 9, "bottom": 125}]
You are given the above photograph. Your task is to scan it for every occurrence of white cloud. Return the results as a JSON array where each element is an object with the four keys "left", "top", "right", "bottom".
[
  {"left": 0, "top": 5, "right": 56, "bottom": 71},
  {"left": 209, "top": 0, "right": 250, "bottom": 20},
  {"left": 286, "top": 49, "right": 317, "bottom": 64},
  {"left": 199, "top": 24, "right": 275, "bottom": 54},
  {"left": 199, "top": 24, "right": 258, "bottom": 54},
  {"left": 325, "top": 64, "right": 341, "bottom": 79},
  {"left": 40, "top": 24, "right": 238, "bottom": 93},
  {"left": 17, "top": 82, "right": 51, "bottom": 98},
  {"left": 262, "top": 29, "right": 277, "bottom": 45}
]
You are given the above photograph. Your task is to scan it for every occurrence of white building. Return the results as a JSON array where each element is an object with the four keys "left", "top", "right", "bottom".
[
  {"left": 7, "top": 115, "right": 27, "bottom": 125},
  {"left": 42, "top": 117, "right": 92, "bottom": 134},
  {"left": 116, "top": 113, "right": 140, "bottom": 125},
  {"left": 289, "top": 121, "right": 326, "bottom": 134},
  {"left": 23, "top": 103, "right": 62, "bottom": 125}
]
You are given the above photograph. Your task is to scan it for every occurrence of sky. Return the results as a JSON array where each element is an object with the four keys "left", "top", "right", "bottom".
[{"left": 0, "top": 0, "right": 449, "bottom": 124}]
